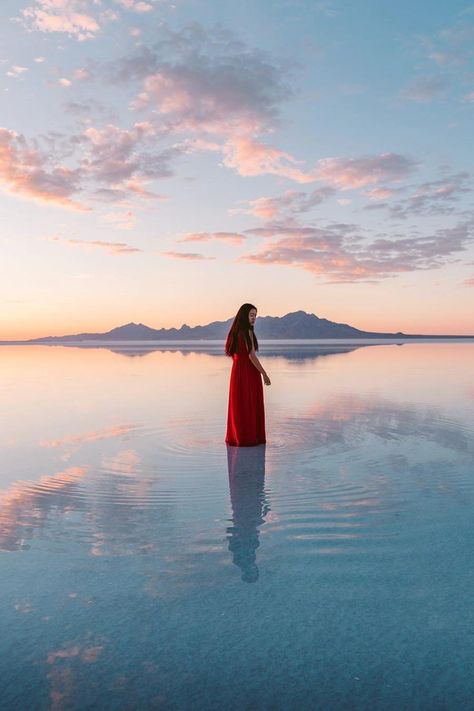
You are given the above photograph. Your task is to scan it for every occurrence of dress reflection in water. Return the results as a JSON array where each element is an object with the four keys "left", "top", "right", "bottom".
[{"left": 226, "top": 444, "right": 269, "bottom": 583}]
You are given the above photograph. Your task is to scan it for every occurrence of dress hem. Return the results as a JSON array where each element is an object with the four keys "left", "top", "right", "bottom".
[{"left": 225, "top": 440, "right": 266, "bottom": 447}]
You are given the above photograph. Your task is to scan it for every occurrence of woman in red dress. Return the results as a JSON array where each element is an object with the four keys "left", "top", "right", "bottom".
[{"left": 225, "top": 303, "right": 271, "bottom": 447}]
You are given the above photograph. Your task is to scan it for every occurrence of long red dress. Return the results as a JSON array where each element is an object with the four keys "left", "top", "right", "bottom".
[{"left": 225, "top": 331, "right": 266, "bottom": 447}]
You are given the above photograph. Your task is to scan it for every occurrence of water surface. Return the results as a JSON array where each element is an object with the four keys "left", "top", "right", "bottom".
[{"left": 1, "top": 342, "right": 473, "bottom": 709}]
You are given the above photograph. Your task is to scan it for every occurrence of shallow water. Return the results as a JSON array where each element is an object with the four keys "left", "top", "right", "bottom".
[{"left": 0, "top": 342, "right": 473, "bottom": 709}]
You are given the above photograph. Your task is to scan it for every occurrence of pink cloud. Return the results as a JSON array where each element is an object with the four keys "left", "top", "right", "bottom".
[
  {"left": 314, "top": 153, "right": 417, "bottom": 189},
  {"left": 21, "top": 0, "right": 102, "bottom": 41},
  {"left": 19, "top": 0, "right": 157, "bottom": 39},
  {"left": 100, "top": 210, "right": 137, "bottom": 230},
  {"left": 239, "top": 186, "right": 335, "bottom": 220},
  {"left": 222, "top": 136, "right": 315, "bottom": 183},
  {"left": 364, "top": 187, "right": 397, "bottom": 200},
  {"left": 159, "top": 251, "right": 216, "bottom": 260},
  {"left": 177, "top": 232, "right": 246, "bottom": 246},
  {"left": 237, "top": 217, "right": 474, "bottom": 283},
  {"left": 48, "top": 236, "right": 142, "bottom": 254},
  {"left": 124, "top": 179, "right": 168, "bottom": 200},
  {"left": 115, "top": 0, "right": 154, "bottom": 10},
  {"left": 0, "top": 127, "right": 86, "bottom": 210},
  {"left": 80, "top": 122, "right": 178, "bottom": 188},
  {"left": 6, "top": 66, "right": 29, "bottom": 78},
  {"left": 110, "top": 25, "right": 322, "bottom": 182}
]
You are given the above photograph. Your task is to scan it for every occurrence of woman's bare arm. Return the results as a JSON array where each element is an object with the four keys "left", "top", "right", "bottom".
[{"left": 248, "top": 330, "right": 271, "bottom": 384}]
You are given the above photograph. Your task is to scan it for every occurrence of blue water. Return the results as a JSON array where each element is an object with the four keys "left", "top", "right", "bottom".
[{"left": 0, "top": 342, "right": 473, "bottom": 709}]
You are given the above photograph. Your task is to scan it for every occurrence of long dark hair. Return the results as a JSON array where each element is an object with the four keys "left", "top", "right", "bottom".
[{"left": 225, "top": 303, "right": 259, "bottom": 356}]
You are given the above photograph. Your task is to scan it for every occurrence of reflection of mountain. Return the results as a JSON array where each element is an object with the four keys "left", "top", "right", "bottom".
[
  {"left": 19, "top": 342, "right": 378, "bottom": 359},
  {"left": 226, "top": 445, "right": 269, "bottom": 583}
]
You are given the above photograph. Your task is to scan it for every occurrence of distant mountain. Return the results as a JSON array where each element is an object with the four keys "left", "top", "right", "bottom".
[{"left": 2, "top": 310, "right": 471, "bottom": 343}]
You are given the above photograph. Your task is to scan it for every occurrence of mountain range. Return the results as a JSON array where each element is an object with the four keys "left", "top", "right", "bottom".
[{"left": 1, "top": 311, "right": 471, "bottom": 343}]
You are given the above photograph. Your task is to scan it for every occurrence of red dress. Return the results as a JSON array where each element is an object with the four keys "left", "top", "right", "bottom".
[{"left": 225, "top": 332, "right": 266, "bottom": 447}]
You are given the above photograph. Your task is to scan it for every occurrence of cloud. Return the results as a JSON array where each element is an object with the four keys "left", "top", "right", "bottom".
[
  {"left": 116, "top": 24, "right": 292, "bottom": 134},
  {"left": 114, "top": 0, "right": 154, "bottom": 11},
  {"left": 0, "top": 127, "right": 86, "bottom": 209},
  {"left": 464, "top": 276, "right": 474, "bottom": 286},
  {"left": 364, "top": 187, "right": 398, "bottom": 200},
  {"left": 6, "top": 66, "right": 29, "bottom": 78},
  {"left": 48, "top": 235, "right": 142, "bottom": 254},
  {"left": 221, "top": 136, "right": 316, "bottom": 182},
  {"left": 314, "top": 153, "right": 417, "bottom": 189},
  {"left": 19, "top": 0, "right": 161, "bottom": 40},
  {"left": 387, "top": 173, "right": 471, "bottom": 219},
  {"left": 0, "top": 120, "right": 179, "bottom": 208},
  {"left": 109, "top": 24, "right": 320, "bottom": 182},
  {"left": 79, "top": 122, "right": 180, "bottom": 188},
  {"left": 20, "top": 0, "right": 103, "bottom": 41},
  {"left": 400, "top": 75, "right": 450, "bottom": 102},
  {"left": 100, "top": 210, "right": 137, "bottom": 230},
  {"left": 73, "top": 67, "right": 92, "bottom": 81},
  {"left": 159, "top": 251, "right": 216, "bottom": 260},
  {"left": 237, "top": 186, "right": 335, "bottom": 220},
  {"left": 237, "top": 217, "right": 474, "bottom": 283},
  {"left": 177, "top": 231, "right": 246, "bottom": 245}
]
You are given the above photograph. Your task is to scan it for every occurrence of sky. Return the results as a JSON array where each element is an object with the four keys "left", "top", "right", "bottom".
[{"left": 1, "top": 0, "right": 473, "bottom": 338}]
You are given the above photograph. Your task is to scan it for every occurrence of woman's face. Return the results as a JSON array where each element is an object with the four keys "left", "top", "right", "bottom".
[{"left": 248, "top": 308, "right": 257, "bottom": 326}]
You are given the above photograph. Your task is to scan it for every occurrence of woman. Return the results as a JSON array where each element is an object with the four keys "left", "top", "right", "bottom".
[{"left": 225, "top": 303, "right": 271, "bottom": 447}]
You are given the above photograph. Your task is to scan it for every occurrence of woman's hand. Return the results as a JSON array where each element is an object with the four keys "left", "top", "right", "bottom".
[{"left": 263, "top": 373, "right": 271, "bottom": 386}]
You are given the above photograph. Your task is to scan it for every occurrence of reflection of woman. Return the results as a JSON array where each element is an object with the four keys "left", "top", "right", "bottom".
[
  {"left": 225, "top": 303, "right": 270, "bottom": 447},
  {"left": 226, "top": 444, "right": 269, "bottom": 583}
]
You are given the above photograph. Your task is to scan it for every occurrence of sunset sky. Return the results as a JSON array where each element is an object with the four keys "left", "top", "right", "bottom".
[{"left": 1, "top": 0, "right": 473, "bottom": 338}]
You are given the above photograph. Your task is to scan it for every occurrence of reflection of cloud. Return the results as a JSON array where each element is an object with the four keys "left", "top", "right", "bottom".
[
  {"left": 40, "top": 424, "right": 139, "bottom": 448},
  {"left": 47, "top": 642, "right": 104, "bottom": 711},
  {"left": 275, "top": 393, "right": 474, "bottom": 457},
  {"left": 0, "top": 467, "right": 88, "bottom": 552},
  {"left": 1, "top": 390, "right": 471, "bottom": 559},
  {"left": 101, "top": 449, "right": 141, "bottom": 476}
]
